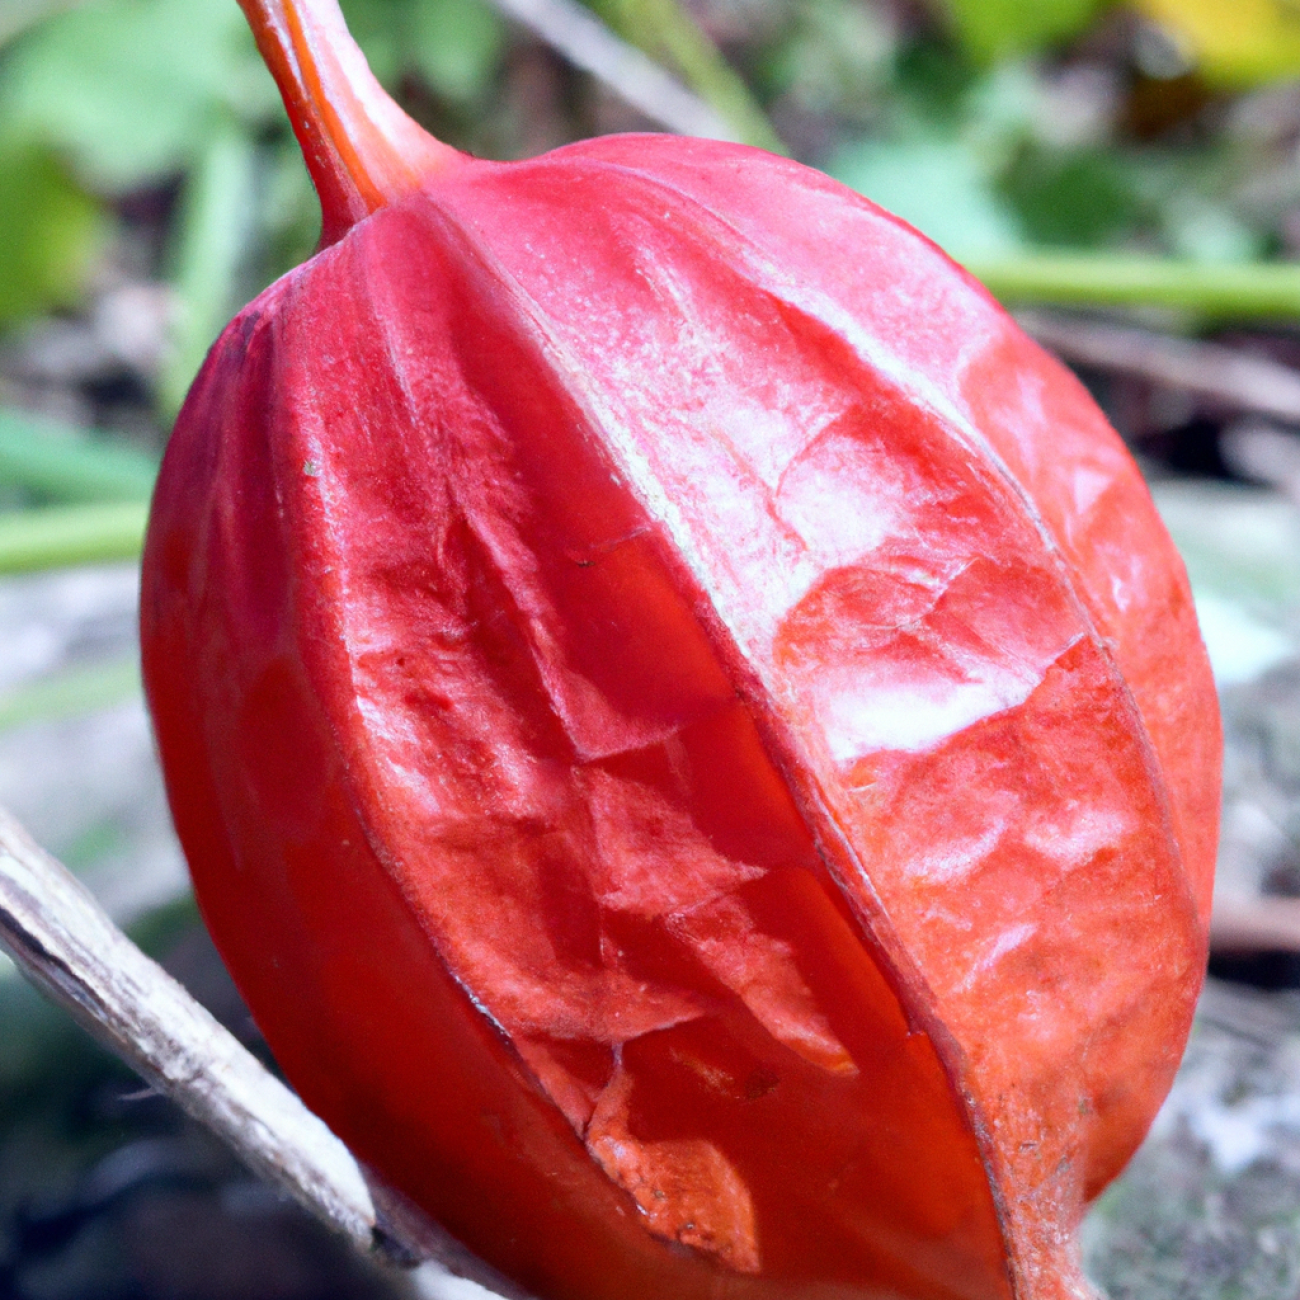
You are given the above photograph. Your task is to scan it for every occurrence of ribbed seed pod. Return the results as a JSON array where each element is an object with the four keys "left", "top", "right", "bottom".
[{"left": 140, "top": 5, "right": 1220, "bottom": 1298}]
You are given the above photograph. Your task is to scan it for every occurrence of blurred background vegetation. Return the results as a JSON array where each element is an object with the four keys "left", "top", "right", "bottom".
[
  {"left": 9, "top": 0, "right": 1300, "bottom": 1297},
  {"left": 9, "top": 0, "right": 1300, "bottom": 447},
  {"left": 8, "top": 0, "right": 1300, "bottom": 455}
]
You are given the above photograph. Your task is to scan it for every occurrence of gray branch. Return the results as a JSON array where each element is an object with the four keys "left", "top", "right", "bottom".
[
  {"left": 484, "top": 0, "right": 738, "bottom": 141},
  {"left": 1019, "top": 310, "right": 1300, "bottom": 426},
  {"left": 1211, "top": 895, "right": 1300, "bottom": 955},
  {"left": 0, "top": 802, "right": 525, "bottom": 1300}
]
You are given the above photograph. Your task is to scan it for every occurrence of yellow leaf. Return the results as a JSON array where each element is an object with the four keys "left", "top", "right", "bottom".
[{"left": 1137, "top": 0, "right": 1300, "bottom": 85}]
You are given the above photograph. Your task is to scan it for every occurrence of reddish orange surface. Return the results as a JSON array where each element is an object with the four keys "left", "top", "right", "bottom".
[{"left": 140, "top": 5, "right": 1221, "bottom": 1298}]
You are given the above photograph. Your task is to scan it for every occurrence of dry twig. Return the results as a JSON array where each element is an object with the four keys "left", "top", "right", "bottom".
[
  {"left": 1211, "top": 895, "right": 1300, "bottom": 956},
  {"left": 0, "top": 803, "right": 524, "bottom": 1300},
  {"left": 1018, "top": 310, "right": 1300, "bottom": 426},
  {"left": 1220, "top": 419, "right": 1300, "bottom": 504},
  {"left": 485, "top": 0, "right": 737, "bottom": 141}
]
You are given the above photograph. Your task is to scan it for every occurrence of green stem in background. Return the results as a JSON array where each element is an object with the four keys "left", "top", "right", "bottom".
[
  {"left": 0, "top": 503, "right": 147, "bottom": 574},
  {"left": 0, "top": 409, "right": 158, "bottom": 503},
  {"left": 156, "top": 120, "right": 259, "bottom": 420},
  {"left": 0, "top": 658, "right": 141, "bottom": 735},
  {"left": 588, "top": 0, "right": 785, "bottom": 154},
  {"left": 966, "top": 252, "right": 1300, "bottom": 319}
]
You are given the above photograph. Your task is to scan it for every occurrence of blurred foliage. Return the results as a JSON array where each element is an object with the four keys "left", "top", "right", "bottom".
[
  {"left": 0, "top": 409, "right": 157, "bottom": 504},
  {"left": 341, "top": 0, "right": 506, "bottom": 104},
  {"left": 832, "top": 134, "right": 1024, "bottom": 252},
  {"left": 938, "top": 0, "right": 1105, "bottom": 63},
  {"left": 159, "top": 122, "right": 259, "bottom": 416},
  {"left": 1, "top": 0, "right": 1300, "bottom": 509},
  {"left": 0, "top": 0, "right": 511, "bottom": 415},
  {"left": 0, "top": 137, "right": 106, "bottom": 329},
  {"left": 0, "top": 0, "right": 278, "bottom": 189},
  {"left": 587, "top": 0, "right": 786, "bottom": 149}
]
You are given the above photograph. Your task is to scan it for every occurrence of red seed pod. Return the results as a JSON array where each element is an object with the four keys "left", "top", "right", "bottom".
[{"left": 140, "top": 3, "right": 1221, "bottom": 1298}]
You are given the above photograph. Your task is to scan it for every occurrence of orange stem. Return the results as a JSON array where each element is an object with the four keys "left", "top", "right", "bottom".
[{"left": 237, "top": 0, "right": 465, "bottom": 244}]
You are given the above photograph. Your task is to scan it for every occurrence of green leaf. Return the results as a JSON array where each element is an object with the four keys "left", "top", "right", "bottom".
[
  {"left": 258, "top": 138, "right": 321, "bottom": 285},
  {"left": 1162, "top": 197, "right": 1262, "bottom": 264},
  {"left": 827, "top": 137, "right": 1023, "bottom": 257},
  {"left": 0, "top": 409, "right": 158, "bottom": 503},
  {"left": 338, "top": 0, "right": 505, "bottom": 102},
  {"left": 0, "top": 0, "right": 279, "bottom": 190},
  {"left": 0, "top": 136, "right": 106, "bottom": 327},
  {"left": 158, "top": 121, "right": 259, "bottom": 418},
  {"left": 409, "top": 0, "right": 506, "bottom": 104},
  {"left": 999, "top": 146, "right": 1138, "bottom": 248},
  {"left": 338, "top": 0, "right": 406, "bottom": 86},
  {"left": 892, "top": 37, "right": 981, "bottom": 125},
  {"left": 936, "top": 0, "right": 1107, "bottom": 63},
  {"left": 0, "top": 0, "right": 82, "bottom": 50}
]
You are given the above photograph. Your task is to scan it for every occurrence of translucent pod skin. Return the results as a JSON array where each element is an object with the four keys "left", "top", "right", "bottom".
[{"left": 140, "top": 8, "right": 1220, "bottom": 1300}]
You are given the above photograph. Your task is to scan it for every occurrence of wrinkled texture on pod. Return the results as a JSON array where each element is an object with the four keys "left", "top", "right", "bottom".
[{"left": 141, "top": 9, "right": 1220, "bottom": 1300}]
